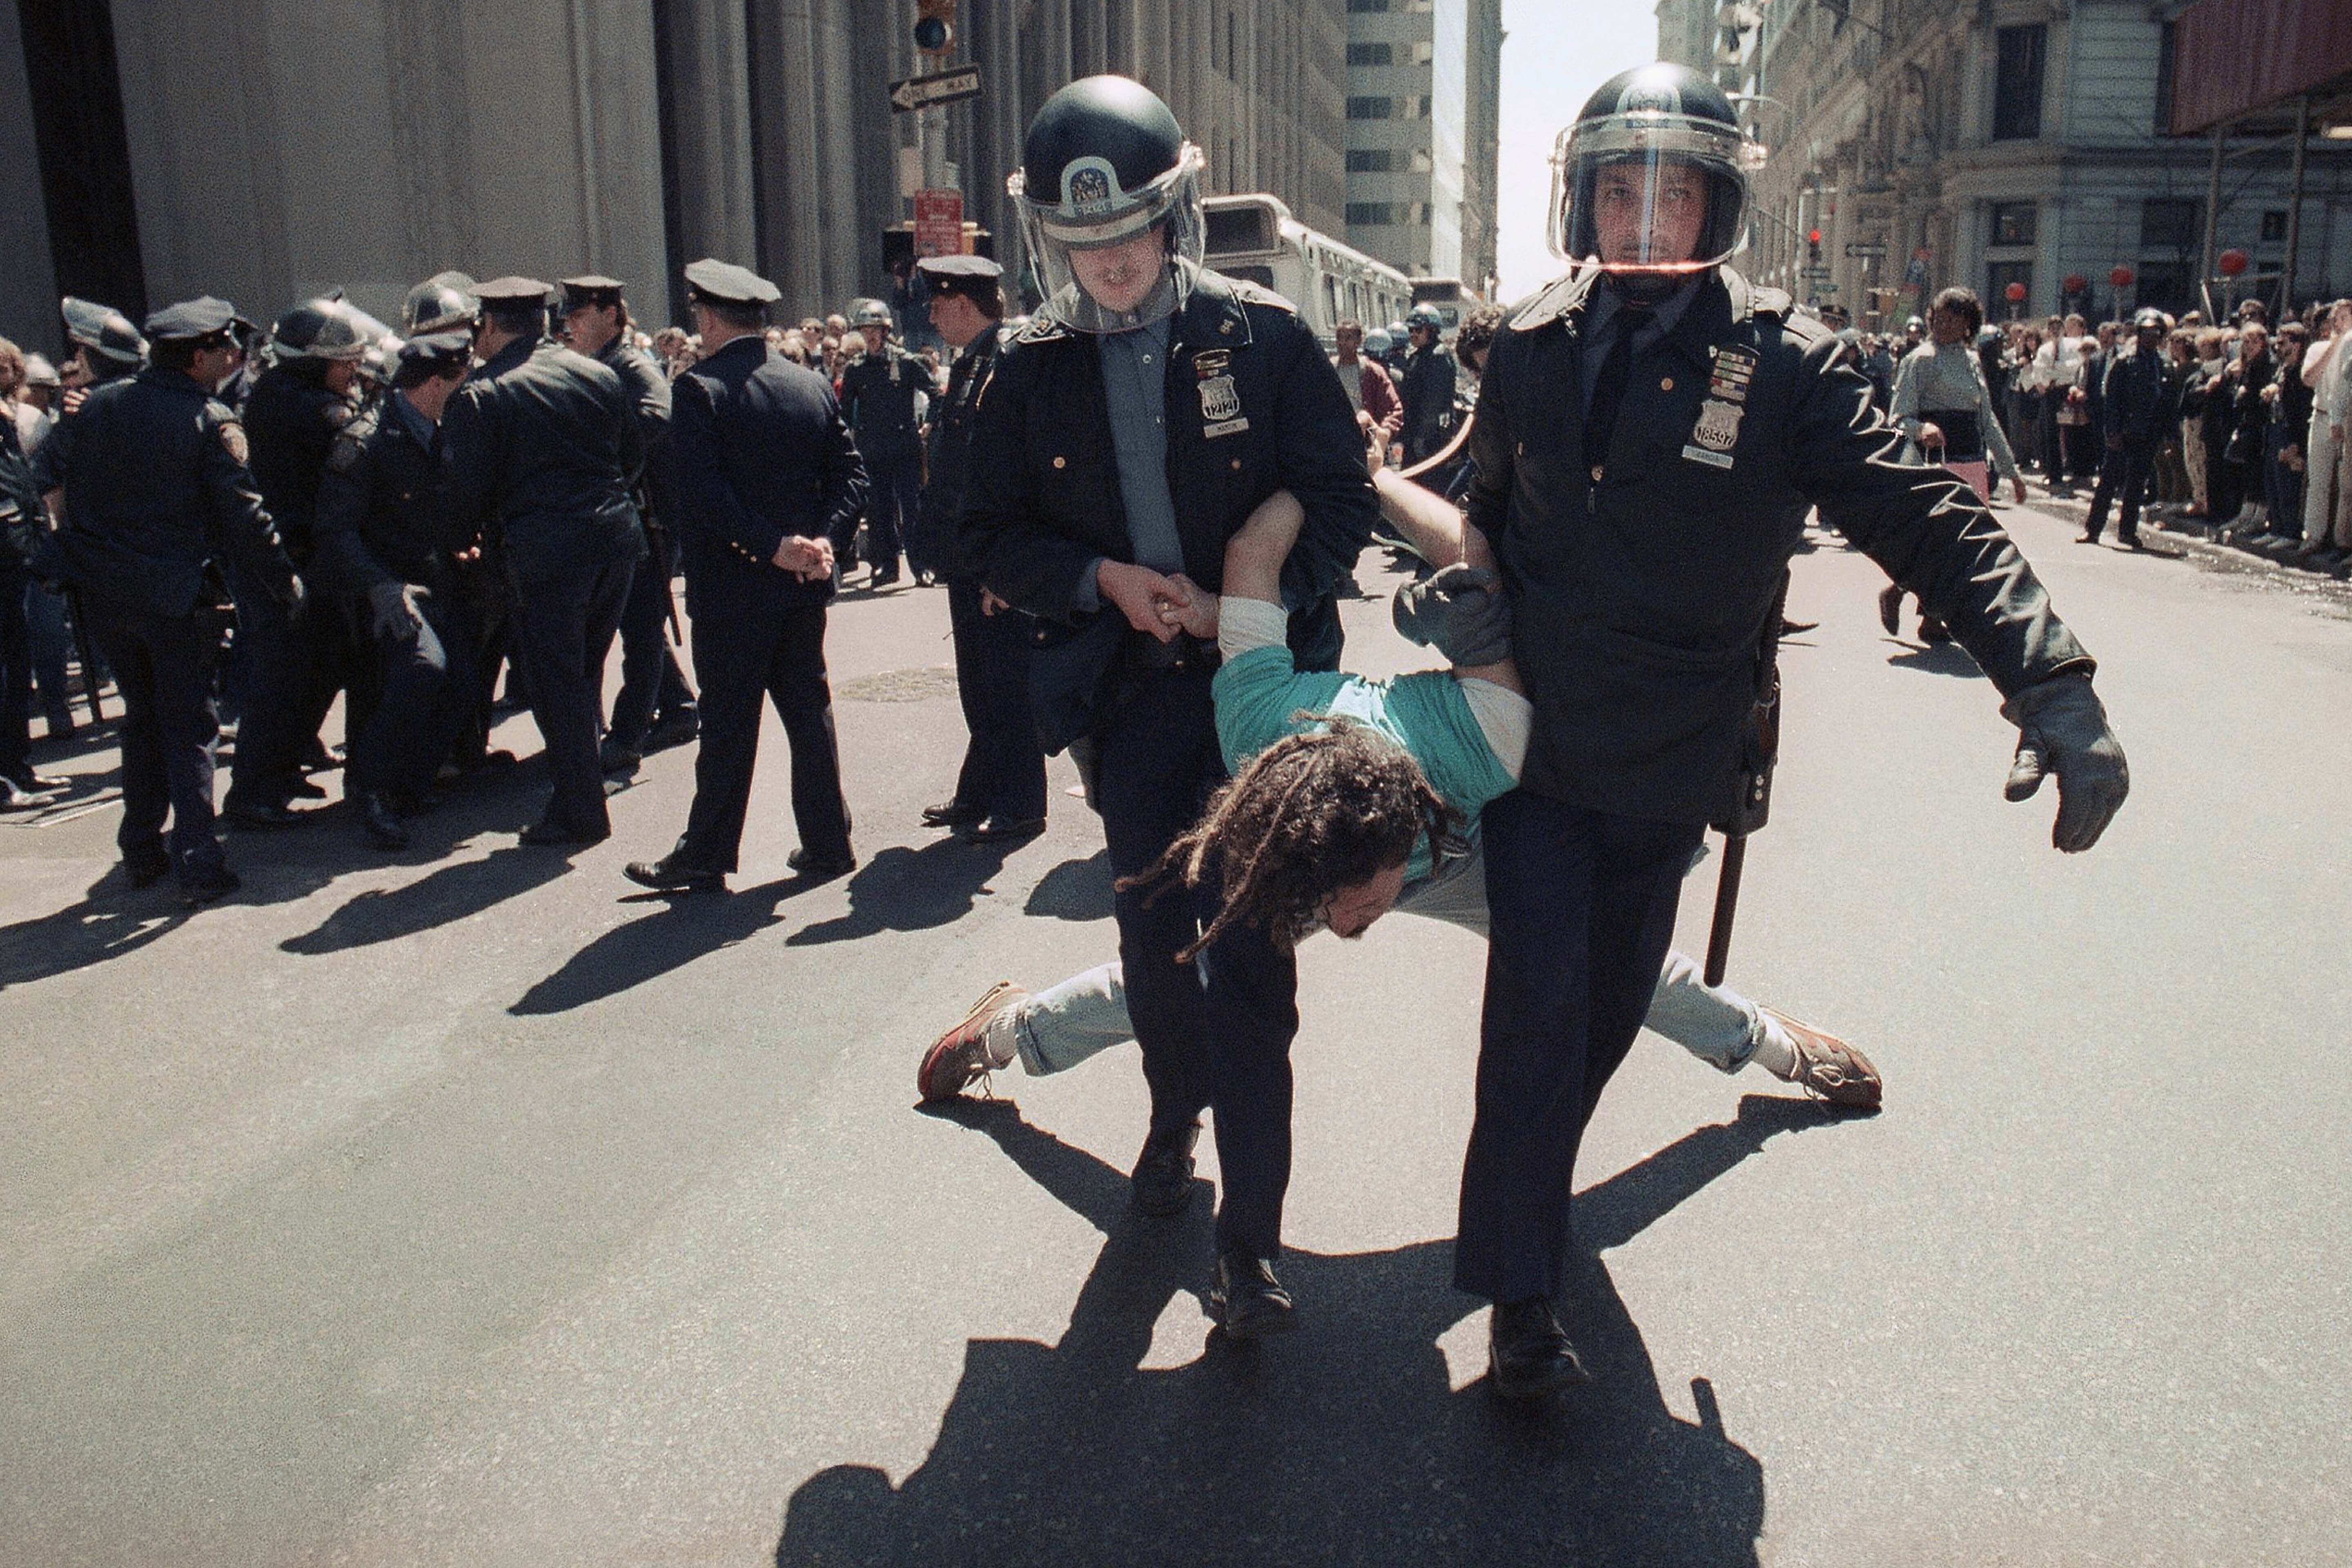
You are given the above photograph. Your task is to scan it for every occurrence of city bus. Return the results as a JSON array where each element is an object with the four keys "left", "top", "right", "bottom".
[{"left": 1200, "top": 193, "right": 1414, "bottom": 349}]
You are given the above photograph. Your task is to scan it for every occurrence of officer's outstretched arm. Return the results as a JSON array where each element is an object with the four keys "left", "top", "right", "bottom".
[{"left": 1796, "top": 334, "right": 2127, "bottom": 851}]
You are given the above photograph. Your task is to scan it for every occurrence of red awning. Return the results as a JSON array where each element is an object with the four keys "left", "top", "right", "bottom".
[{"left": 2169, "top": 0, "right": 2352, "bottom": 135}]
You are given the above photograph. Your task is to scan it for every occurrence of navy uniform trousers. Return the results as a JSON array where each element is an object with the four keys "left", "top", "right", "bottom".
[
  {"left": 86, "top": 598, "right": 230, "bottom": 873},
  {"left": 510, "top": 554, "right": 634, "bottom": 838},
  {"left": 1092, "top": 659, "right": 1300, "bottom": 1263},
  {"left": 1454, "top": 790, "right": 1705, "bottom": 1303},
  {"left": 944, "top": 577, "right": 1046, "bottom": 824},
  {"left": 677, "top": 583, "right": 852, "bottom": 872}
]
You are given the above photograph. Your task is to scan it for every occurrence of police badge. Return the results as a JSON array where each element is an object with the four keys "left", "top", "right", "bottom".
[
  {"left": 1682, "top": 344, "right": 1754, "bottom": 469},
  {"left": 1199, "top": 373, "right": 1248, "bottom": 437},
  {"left": 219, "top": 421, "right": 250, "bottom": 466}
]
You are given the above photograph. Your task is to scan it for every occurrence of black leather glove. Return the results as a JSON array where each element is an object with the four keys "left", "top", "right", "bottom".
[
  {"left": 1392, "top": 564, "right": 1513, "bottom": 667},
  {"left": 2002, "top": 673, "right": 2128, "bottom": 853},
  {"left": 365, "top": 580, "right": 425, "bottom": 644}
]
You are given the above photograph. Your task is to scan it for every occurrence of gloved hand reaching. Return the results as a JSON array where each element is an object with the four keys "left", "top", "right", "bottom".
[
  {"left": 365, "top": 580, "right": 425, "bottom": 644},
  {"left": 2001, "top": 673, "right": 2128, "bottom": 853}
]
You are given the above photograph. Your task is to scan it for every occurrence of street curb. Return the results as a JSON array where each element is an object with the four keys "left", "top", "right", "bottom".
[{"left": 2020, "top": 481, "right": 2352, "bottom": 610}]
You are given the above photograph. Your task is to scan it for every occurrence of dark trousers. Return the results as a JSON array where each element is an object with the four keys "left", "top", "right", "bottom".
[
  {"left": 24, "top": 579, "right": 73, "bottom": 732},
  {"left": 86, "top": 602, "right": 227, "bottom": 872},
  {"left": 860, "top": 449, "right": 924, "bottom": 575},
  {"left": 349, "top": 594, "right": 474, "bottom": 800},
  {"left": 1091, "top": 665, "right": 1301, "bottom": 1260},
  {"left": 2205, "top": 420, "right": 2243, "bottom": 520},
  {"left": 509, "top": 555, "right": 634, "bottom": 837},
  {"left": 607, "top": 528, "right": 694, "bottom": 751},
  {"left": 946, "top": 577, "right": 1047, "bottom": 823},
  {"left": 2263, "top": 425, "right": 2304, "bottom": 532},
  {"left": 223, "top": 565, "right": 347, "bottom": 811},
  {"left": 678, "top": 594, "right": 852, "bottom": 872},
  {"left": 1455, "top": 791, "right": 1704, "bottom": 1303},
  {"left": 0, "top": 565, "right": 31, "bottom": 780},
  {"left": 2058, "top": 420, "right": 2098, "bottom": 484},
  {"left": 2085, "top": 438, "right": 2158, "bottom": 542}
]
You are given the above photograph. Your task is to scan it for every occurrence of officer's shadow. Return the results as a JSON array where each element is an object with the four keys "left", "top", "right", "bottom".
[
  {"left": 785, "top": 835, "right": 1023, "bottom": 947},
  {"left": 507, "top": 870, "right": 840, "bottom": 1015},
  {"left": 0, "top": 870, "right": 192, "bottom": 991},
  {"left": 775, "top": 1093, "right": 1842, "bottom": 1567}
]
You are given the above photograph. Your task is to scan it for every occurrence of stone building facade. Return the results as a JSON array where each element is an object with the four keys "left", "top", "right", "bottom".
[
  {"left": 0, "top": 0, "right": 1352, "bottom": 352},
  {"left": 1733, "top": 0, "right": 2352, "bottom": 327},
  {"left": 1341, "top": 0, "right": 1503, "bottom": 292}
]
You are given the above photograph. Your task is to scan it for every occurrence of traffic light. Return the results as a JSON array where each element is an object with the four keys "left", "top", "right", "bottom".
[
  {"left": 1807, "top": 227, "right": 1822, "bottom": 265},
  {"left": 914, "top": 0, "right": 956, "bottom": 55}
]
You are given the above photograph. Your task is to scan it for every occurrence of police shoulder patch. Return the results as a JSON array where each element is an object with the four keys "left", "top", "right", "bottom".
[
  {"left": 1226, "top": 277, "right": 1295, "bottom": 313},
  {"left": 218, "top": 420, "right": 250, "bottom": 466}
]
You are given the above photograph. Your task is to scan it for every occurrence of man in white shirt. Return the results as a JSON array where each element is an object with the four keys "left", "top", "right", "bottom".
[{"left": 2299, "top": 300, "right": 2352, "bottom": 566}]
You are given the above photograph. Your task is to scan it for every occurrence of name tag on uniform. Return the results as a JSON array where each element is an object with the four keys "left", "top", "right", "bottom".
[{"left": 1199, "top": 373, "right": 1247, "bottom": 437}]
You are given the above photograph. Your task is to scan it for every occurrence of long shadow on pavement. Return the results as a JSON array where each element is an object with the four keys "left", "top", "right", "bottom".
[
  {"left": 786, "top": 836, "right": 1022, "bottom": 947},
  {"left": 1883, "top": 638, "right": 1984, "bottom": 679},
  {"left": 0, "top": 871, "right": 192, "bottom": 991},
  {"left": 776, "top": 1093, "right": 1845, "bottom": 1566},
  {"left": 1021, "top": 850, "right": 1115, "bottom": 922},
  {"left": 508, "top": 871, "right": 839, "bottom": 1014}
]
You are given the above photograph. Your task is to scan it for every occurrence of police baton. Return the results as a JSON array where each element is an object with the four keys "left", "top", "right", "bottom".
[{"left": 1703, "top": 572, "right": 1789, "bottom": 987}]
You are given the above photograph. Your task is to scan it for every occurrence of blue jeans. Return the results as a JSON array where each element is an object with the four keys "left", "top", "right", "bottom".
[
  {"left": 1454, "top": 792, "right": 1704, "bottom": 1303},
  {"left": 998, "top": 839, "right": 1768, "bottom": 1079}
]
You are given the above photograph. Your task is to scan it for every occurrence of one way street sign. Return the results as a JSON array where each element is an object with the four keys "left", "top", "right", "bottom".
[{"left": 891, "top": 65, "right": 982, "bottom": 112}]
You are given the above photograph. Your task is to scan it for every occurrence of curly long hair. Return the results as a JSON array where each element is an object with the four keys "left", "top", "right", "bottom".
[{"left": 1118, "top": 717, "right": 1459, "bottom": 963}]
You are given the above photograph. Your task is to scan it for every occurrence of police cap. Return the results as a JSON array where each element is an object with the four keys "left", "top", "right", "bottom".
[
  {"left": 61, "top": 297, "right": 147, "bottom": 365},
  {"left": 144, "top": 296, "right": 255, "bottom": 344},
  {"left": 559, "top": 274, "right": 627, "bottom": 312},
  {"left": 915, "top": 253, "right": 1002, "bottom": 300},
  {"left": 682, "top": 258, "right": 781, "bottom": 307},
  {"left": 473, "top": 276, "right": 553, "bottom": 305},
  {"left": 23, "top": 352, "right": 60, "bottom": 388},
  {"left": 398, "top": 331, "right": 474, "bottom": 376},
  {"left": 2133, "top": 307, "right": 2167, "bottom": 331}
]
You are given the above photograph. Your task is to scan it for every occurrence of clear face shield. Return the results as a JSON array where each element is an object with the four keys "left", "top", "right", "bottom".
[
  {"left": 1547, "top": 116, "right": 1757, "bottom": 283},
  {"left": 1010, "top": 142, "right": 1206, "bottom": 333}
]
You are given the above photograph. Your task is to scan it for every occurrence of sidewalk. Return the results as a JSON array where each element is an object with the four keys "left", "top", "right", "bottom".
[{"left": 2019, "top": 471, "right": 2352, "bottom": 606}]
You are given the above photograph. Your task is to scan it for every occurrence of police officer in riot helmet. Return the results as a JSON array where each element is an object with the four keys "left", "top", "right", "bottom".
[
  {"left": 962, "top": 74, "right": 1379, "bottom": 1337},
  {"left": 219, "top": 295, "right": 373, "bottom": 829},
  {"left": 30, "top": 297, "right": 302, "bottom": 901},
  {"left": 1458, "top": 62, "right": 2128, "bottom": 1398},
  {"left": 403, "top": 273, "right": 480, "bottom": 338},
  {"left": 1398, "top": 301, "right": 1457, "bottom": 479},
  {"left": 835, "top": 297, "right": 930, "bottom": 586}
]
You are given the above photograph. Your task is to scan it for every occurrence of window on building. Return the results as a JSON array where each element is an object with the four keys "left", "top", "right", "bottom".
[
  {"left": 1348, "top": 42, "right": 1392, "bottom": 66},
  {"left": 1991, "top": 201, "right": 2036, "bottom": 247},
  {"left": 2261, "top": 209, "right": 2288, "bottom": 242},
  {"left": 1348, "top": 202, "right": 1396, "bottom": 226},
  {"left": 1992, "top": 24, "right": 2046, "bottom": 141},
  {"left": 1345, "top": 0, "right": 1388, "bottom": 11},
  {"left": 1346, "top": 96, "right": 1393, "bottom": 120},
  {"left": 2155, "top": 20, "right": 2178, "bottom": 136},
  {"left": 2140, "top": 198, "right": 2198, "bottom": 252},
  {"left": 1413, "top": 40, "right": 1435, "bottom": 65},
  {"left": 1347, "top": 149, "right": 1394, "bottom": 172},
  {"left": 2135, "top": 260, "right": 2193, "bottom": 315},
  {"left": 1407, "top": 94, "right": 1434, "bottom": 119},
  {"left": 1410, "top": 148, "right": 1434, "bottom": 173}
]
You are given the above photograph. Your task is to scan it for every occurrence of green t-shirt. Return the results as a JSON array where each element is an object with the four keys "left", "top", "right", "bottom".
[{"left": 1211, "top": 641, "right": 1518, "bottom": 882}]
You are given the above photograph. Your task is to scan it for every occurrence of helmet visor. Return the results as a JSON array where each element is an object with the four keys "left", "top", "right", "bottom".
[
  {"left": 1011, "top": 143, "right": 1205, "bottom": 332},
  {"left": 1548, "top": 117, "right": 1753, "bottom": 274}
]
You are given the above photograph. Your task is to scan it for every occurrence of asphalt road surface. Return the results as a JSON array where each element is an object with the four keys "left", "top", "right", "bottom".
[{"left": 4, "top": 498, "right": 2347, "bottom": 1566}]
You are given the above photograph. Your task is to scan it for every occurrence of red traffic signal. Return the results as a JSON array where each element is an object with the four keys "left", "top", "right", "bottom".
[
  {"left": 2217, "top": 248, "right": 2249, "bottom": 277},
  {"left": 915, "top": 0, "right": 956, "bottom": 53},
  {"left": 1807, "top": 228, "right": 1822, "bottom": 245},
  {"left": 2109, "top": 265, "right": 2134, "bottom": 288},
  {"left": 2004, "top": 281, "right": 2027, "bottom": 303}
]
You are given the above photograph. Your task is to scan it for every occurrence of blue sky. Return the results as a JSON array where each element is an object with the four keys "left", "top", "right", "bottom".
[{"left": 1493, "top": 0, "right": 1661, "bottom": 300}]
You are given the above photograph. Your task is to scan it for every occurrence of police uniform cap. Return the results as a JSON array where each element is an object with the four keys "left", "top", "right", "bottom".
[
  {"left": 559, "top": 275, "right": 627, "bottom": 310},
  {"left": 916, "top": 254, "right": 1002, "bottom": 301},
  {"left": 399, "top": 331, "right": 475, "bottom": 374},
  {"left": 22, "top": 353, "right": 60, "bottom": 388},
  {"left": 144, "top": 296, "right": 254, "bottom": 343},
  {"left": 682, "top": 258, "right": 780, "bottom": 306},
  {"left": 473, "top": 276, "right": 554, "bottom": 304}
]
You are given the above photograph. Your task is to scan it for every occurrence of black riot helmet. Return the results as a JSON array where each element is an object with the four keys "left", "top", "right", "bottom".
[
  {"left": 270, "top": 295, "right": 375, "bottom": 363},
  {"left": 1549, "top": 63, "right": 1758, "bottom": 279},
  {"left": 1009, "top": 75, "right": 1205, "bottom": 332},
  {"left": 61, "top": 296, "right": 147, "bottom": 370},
  {"left": 403, "top": 272, "right": 480, "bottom": 336}
]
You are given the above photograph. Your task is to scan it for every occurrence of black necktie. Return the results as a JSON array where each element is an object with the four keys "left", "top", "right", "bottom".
[{"left": 1584, "top": 306, "right": 1653, "bottom": 464}]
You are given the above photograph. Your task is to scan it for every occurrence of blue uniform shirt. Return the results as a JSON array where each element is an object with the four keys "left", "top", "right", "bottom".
[{"left": 1077, "top": 315, "right": 1184, "bottom": 610}]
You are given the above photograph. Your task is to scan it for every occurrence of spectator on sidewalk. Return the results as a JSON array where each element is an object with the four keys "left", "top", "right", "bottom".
[
  {"left": 2253, "top": 321, "right": 2314, "bottom": 549},
  {"left": 2151, "top": 330, "right": 2198, "bottom": 512},
  {"left": 1330, "top": 321, "right": 1403, "bottom": 447},
  {"left": 2216, "top": 325, "right": 2273, "bottom": 535},
  {"left": 2009, "top": 326, "right": 2048, "bottom": 474},
  {"left": 2295, "top": 301, "right": 2352, "bottom": 566},
  {"left": 2080, "top": 310, "right": 2172, "bottom": 549}
]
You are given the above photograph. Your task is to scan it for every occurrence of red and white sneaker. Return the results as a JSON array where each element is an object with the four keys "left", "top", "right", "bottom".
[{"left": 917, "top": 982, "right": 1028, "bottom": 1102}]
